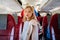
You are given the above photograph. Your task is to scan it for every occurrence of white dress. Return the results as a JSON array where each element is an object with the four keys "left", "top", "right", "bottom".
[{"left": 21, "top": 19, "right": 40, "bottom": 40}]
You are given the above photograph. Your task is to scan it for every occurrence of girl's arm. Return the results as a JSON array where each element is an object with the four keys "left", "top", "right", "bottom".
[{"left": 26, "top": 24, "right": 33, "bottom": 40}]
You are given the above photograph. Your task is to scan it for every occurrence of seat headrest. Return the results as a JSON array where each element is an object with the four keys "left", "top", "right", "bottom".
[
  {"left": 47, "top": 15, "right": 51, "bottom": 23},
  {"left": 12, "top": 14, "right": 18, "bottom": 24},
  {"left": 58, "top": 14, "right": 60, "bottom": 29},
  {"left": 0, "top": 14, "right": 7, "bottom": 30}
]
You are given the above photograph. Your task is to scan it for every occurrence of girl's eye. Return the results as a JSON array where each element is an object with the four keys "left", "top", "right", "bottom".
[
  {"left": 29, "top": 11, "right": 31, "bottom": 12},
  {"left": 28, "top": 11, "right": 31, "bottom": 13}
]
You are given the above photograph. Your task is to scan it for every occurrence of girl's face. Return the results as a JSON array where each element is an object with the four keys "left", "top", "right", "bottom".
[{"left": 24, "top": 8, "right": 33, "bottom": 19}]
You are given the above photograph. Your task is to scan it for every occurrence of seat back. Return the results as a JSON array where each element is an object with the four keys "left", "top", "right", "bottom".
[
  {"left": 37, "top": 16, "right": 43, "bottom": 26},
  {"left": 50, "top": 14, "right": 60, "bottom": 40},
  {"left": 42, "top": 16, "right": 48, "bottom": 39},
  {"left": 18, "top": 16, "right": 22, "bottom": 40},
  {"left": 42, "top": 15, "right": 51, "bottom": 40},
  {"left": 13, "top": 16, "right": 22, "bottom": 40},
  {"left": 0, "top": 14, "right": 15, "bottom": 40}
]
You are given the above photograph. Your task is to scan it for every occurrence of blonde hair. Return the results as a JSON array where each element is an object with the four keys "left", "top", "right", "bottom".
[{"left": 23, "top": 6, "right": 36, "bottom": 22}]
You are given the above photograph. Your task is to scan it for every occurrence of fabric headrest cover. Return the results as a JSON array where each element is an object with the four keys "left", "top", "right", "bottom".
[
  {"left": 58, "top": 14, "right": 60, "bottom": 29},
  {"left": 0, "top": 14, "right": 7, "bottom": 30},
  {"left": 47, "top": 15, "right": 51, "bottom": 24},
  {"left": 12, "top": 14, "right": 18, "bottom": 24},
  {"left": 21, "top": 10, "right": 24, "bottom": 17}
]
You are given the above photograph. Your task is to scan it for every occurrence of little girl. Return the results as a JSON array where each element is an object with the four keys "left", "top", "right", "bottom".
[{"left": 21, "top": 6, "right": 41, "bottom": 40}]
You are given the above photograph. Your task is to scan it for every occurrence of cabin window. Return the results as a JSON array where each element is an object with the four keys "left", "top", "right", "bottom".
[{"left": 0, "top": 14, "right": 7, "bottom": 30}]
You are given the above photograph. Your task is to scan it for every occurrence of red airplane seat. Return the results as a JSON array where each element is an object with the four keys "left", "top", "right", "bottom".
[
  {"left": 11, "top": 12, "right": 23, "bottom": 40},
  {"left": 37, "top": 16, "right": 43, "bottom": 26},
  {"left": 42, "top": 15, "right": 51, "bottom": 40},
  {"left": 17, "top": 16, "right": 22, "bottom": 40},
  {"left": 14, "top": 16, "right": 22, "bottom": 40},
  {"left": 21, "top": 9, "right": 24, "bottom": 18},
  {"left": 0, "top": 14, "right": 16, "bottom": 40},
  {"left": 42, "top": 16, "right": 48, "bottom": 37},
  {"left": 50, "top": 14, "right": 60, "bottom": 40}
]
